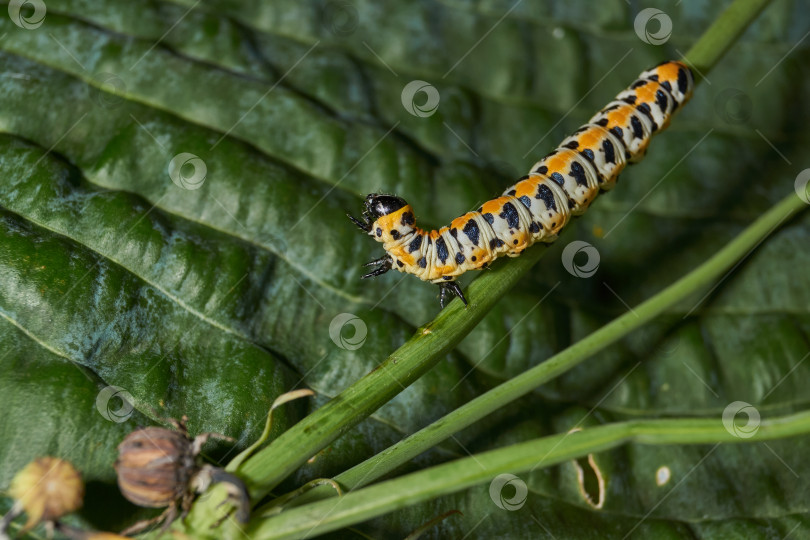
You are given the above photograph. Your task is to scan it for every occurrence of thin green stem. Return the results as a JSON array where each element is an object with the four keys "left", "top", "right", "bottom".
[
  {"left": 683, "top": 0, "right": 771, "bottom": 76},
  {"left": 247, "top": 410, "right": 810, "bottom": 539},
  {"left": 278, "top": 190, "right": 807, "bottom": 510}
]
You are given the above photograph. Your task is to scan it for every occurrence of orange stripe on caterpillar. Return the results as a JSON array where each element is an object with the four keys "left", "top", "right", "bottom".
[{"left": 348, "top": 61, "right": 694, "bottom": 308}]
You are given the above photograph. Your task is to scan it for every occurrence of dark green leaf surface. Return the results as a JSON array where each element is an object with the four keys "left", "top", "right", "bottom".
[{"left": 1, "top": 0, "right": 809, "bottom": 538}]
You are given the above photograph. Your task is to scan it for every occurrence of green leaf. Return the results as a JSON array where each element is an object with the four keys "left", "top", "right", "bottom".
[{"left": 1, "top": 0, "right": 810, "bottom": 538}]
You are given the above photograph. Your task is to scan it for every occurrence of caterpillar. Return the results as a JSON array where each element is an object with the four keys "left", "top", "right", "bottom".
[{"left": 349, "top": 61, "right": 694, "bottom": 308}]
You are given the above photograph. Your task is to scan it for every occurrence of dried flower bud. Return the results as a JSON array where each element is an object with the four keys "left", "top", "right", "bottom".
[
  {"left": 114, "top": 419, "right": 249, "bottom": 536},
  {"left": 6, "top": 457, "right": 83, "bottom": 533},
  {"left": 114, "top": 427, "right": 194, "bottom": 508}
]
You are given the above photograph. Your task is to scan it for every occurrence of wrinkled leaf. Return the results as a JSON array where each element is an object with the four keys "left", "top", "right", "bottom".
[{"left": 1, "top": 0, "right": 810, "bottom": 538}]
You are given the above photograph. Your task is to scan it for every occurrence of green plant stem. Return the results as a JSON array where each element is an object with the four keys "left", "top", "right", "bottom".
[
  {"left": 246, "top": 410, "right": 810, "bottom": 540},
  {"left": 278, "top": 190, "right": 807, "bottom": 510},
  {"left": 684, "top": 0, "right": 771, "bottom": 75},
  {"left": 236, "top": 243, "right": 549, "bottom": 500}
]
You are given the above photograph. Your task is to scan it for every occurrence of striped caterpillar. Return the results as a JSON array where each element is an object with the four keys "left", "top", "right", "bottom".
[{"left": 349, "top": 61, "right": 694, "bottom": 307}]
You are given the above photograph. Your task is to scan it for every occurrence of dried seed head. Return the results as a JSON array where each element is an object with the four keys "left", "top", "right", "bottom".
[
  {"left": 114, "top": 427, "right": 195, "bottom": 508},
  {"left": 8, "top": 457, "right": 84, "bottom": 532},
  {"left": 113, "top": 419, "right": 248, "bottom": 536}
]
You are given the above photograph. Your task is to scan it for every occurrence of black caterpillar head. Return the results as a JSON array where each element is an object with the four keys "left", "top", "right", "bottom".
[
  {"left": 347, "top": 193, "right": 409, "bottom": 233},
  {"left": 364, "top": 194, "right": 407, "bottom": 219}
]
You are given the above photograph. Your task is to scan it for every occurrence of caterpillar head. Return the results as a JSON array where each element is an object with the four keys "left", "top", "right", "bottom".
[
  {"left": 348, "top": 194, "right": 416, "bottom": 243},
  {"left": 365, "top": 194, "right": 406, "bottom": 219}
]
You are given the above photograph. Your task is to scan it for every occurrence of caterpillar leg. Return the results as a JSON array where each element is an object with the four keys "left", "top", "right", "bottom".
[
  {"left": 362, "top": 255, "right": 390, "bottom": 268},
  {"left": 361, "top": 255, "right": 392, "bottom": 279},
  {"left": 438, "top": 281, "right": 468, "bottom": 309},
  {"left": 347, "top": 212, "right": 371, "bottom": 232}
]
